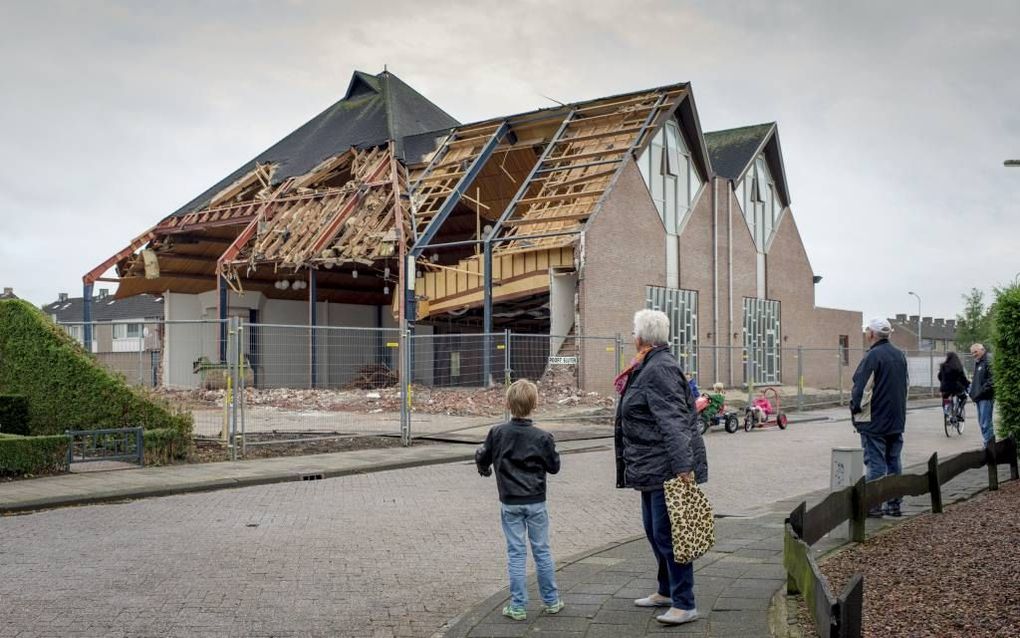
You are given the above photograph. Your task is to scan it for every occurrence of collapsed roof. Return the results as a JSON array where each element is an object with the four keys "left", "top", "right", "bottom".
[{"left": 89, "top": 70, "right": 708, "bottom": 317}]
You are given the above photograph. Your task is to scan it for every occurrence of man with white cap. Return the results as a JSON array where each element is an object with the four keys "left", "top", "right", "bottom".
[{"left": 850, "top": 318, "right": 909, "bottom": 517}]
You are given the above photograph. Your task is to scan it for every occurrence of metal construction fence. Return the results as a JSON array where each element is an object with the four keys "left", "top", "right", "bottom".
[{"left": 59, "top": 319, "right": 977, "bottom": 453}]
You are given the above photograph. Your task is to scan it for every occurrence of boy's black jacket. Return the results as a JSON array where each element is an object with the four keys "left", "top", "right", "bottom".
[{"left": 475, "top": 418, "right": 560, "bottom": 504}]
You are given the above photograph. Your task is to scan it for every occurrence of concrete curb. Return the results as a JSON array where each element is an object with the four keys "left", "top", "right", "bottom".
[{"left": 0, "top": 441, "right": 613, "bottom": 515}]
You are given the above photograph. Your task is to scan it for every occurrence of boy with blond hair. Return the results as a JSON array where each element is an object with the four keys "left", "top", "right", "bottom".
[{"left": 475, "top": 379, "right": 563, "bottom": 621}]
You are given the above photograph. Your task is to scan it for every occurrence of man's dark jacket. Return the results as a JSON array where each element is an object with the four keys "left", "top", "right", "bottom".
[
  {"left": 970, "top": 354, "right": 994, "bottom": 402},
  {"left": 475, "top": 418, "right": 560, "bottom": 504},
  {"left": 614, "top": 345, "right": 708, "bottom": 490},
  {"left": 850, "top": 338, "right": 908, "bottom": 435}
]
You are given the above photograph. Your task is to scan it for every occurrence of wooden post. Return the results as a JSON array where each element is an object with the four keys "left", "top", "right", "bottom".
[
  {"left": 986, "top": 444, "right": 999, "bottom": 491},
  {"left": 927, "top": 452, "right": 943, "bottom": 514},
  {"left": 1009, "top": 436, "right": 1019, "bottom": 481},
  {"left": 838, "top": 574, "right": 864, "bottom": 638},
  {"left": 789, "top": 501, "right": 806, "bottom": 539},
  {"left": 849, "top": 476, "right": 867, "bottom": 543}
]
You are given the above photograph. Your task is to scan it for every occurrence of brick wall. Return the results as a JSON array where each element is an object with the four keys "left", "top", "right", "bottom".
[
  {"left": 766, "top": 209, "right": 863, "bottom": 388},
  {"left": 578, "top": 159, "right": 665, "bottom": 393}
]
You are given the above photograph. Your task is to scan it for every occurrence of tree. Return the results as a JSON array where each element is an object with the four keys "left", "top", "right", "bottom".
[
  {"left": 992, "top": 284, "right": 1020, "bottom": 439},
  {"left": 955, "top": 288, "right": 993, "bottom": 351}
]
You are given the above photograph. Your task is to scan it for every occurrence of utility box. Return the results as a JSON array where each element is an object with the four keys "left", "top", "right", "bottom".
[
  {"left": 831, "top": 447, "right": 864, "bottom": 539},
  {"left": 831, "top": 447, "right": 864, "bottom": 490}
]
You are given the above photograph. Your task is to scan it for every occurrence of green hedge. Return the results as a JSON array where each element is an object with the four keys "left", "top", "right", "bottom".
[
  {"left": 992, "top": 285, "right": 1020, "bottom": 439},
  {"left": 144, "top": 427, "right": 191, "bottom": 465},
  {"left": 0, "top": 434, "right": 69, "bottom": 476},
  {"left": 0, "top": 394, "right": 30, "bottom": 435},
  {"left": 0, "top": 300, "right": 192, "bottom": 439}
]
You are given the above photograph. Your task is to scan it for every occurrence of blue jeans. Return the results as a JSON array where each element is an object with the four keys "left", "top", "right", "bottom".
[
  {"left": 500, "top": 502, "right": 559, "bottom": 608},
  {"left": 860, "top": 432, "right": 903, "bottom": 511},
  {"left": 641, "top": 489, "right": 696, "bottom": 610},
  {"left": 976, "top": 399, "right": 995, "bottom": 446}
]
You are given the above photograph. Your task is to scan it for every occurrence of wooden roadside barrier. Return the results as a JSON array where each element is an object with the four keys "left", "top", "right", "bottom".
[{"left": 784, "top": 436, "right": 1019, "bottom": 638}]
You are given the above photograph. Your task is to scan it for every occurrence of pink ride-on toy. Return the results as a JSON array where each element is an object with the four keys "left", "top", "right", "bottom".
[{"left": 742, "top": 387, "right": 789, "bottom": 432}]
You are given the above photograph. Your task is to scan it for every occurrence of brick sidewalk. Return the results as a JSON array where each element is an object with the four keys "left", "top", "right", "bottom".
[{"left": 441, "top": 466, "right": 1004, "bottom": 638}]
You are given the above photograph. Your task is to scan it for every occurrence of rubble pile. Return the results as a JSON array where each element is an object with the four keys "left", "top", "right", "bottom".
[{"left": 156, "top": 376, "right": 615, "bottom": 417}]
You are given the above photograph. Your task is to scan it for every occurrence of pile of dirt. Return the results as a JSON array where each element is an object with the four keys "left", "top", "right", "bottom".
[{"left": 191, "top": 435, "right": 409, "bottom": 463}]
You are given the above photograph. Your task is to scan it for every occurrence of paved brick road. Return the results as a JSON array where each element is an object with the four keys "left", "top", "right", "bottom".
[{"left": 0, "top": 406, "right": 982, "bottom": 637}]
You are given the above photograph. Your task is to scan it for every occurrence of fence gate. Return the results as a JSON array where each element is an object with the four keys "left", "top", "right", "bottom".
[{"left": 65, "top": 427, "right": 145, "bottom": 467}]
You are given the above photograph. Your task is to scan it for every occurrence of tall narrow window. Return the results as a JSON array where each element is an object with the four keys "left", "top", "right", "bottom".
[
  {"left": 737, "top": 152, "right": 783, "bottom": 251},
  {"left": 638, "top": 119, "right": 704, "bottom": 234}
]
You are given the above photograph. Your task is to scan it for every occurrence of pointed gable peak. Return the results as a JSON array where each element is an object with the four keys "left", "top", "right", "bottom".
[
  {"left": 704, "top": 123, "right": 775, "bottom": 180},
  {"left": 344, "top": 70, "right": 382, "bottom": 100}
]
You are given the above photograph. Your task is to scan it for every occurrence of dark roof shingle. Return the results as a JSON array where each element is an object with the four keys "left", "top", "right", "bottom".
[
  {"left": 44, "top": 294, "right": 164, "bottom": 323},
  {"left": 704, "top": 123, "right": 774, "bottom": 180},
  {"left": 168, "top": 70, "right": 459, "bottom": 219}
]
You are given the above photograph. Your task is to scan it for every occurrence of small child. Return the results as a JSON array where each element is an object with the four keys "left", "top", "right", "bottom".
[
  {"left": 749, "top": 393, "right": 773, "bottom": 424},
  {"left": 475, "top": 379, "right": 564, "bottom": 621}
]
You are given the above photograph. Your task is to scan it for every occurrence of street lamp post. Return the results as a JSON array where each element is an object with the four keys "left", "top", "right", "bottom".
[{"left": 908, "top": 291, "right": 922, "bottom": 351}]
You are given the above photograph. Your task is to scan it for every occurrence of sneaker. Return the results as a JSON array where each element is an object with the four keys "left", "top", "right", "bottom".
[
  {"left": 884, "top": 507, "right": 902, "bottom": 518},
  {"left": 502, "top": 605, "right": 526, "bottom": 621},
  {"left": 867, "top": 509, "right": 884, "bottom": 519},
  {"left": 543, "top": 600, "right": 565, "bottom": 614},
  {"left": 634, "top": 593, "right": 671, "bottom": 608},
  {"left": 656, "top": 607, "right": 699, "bottom": 625}
]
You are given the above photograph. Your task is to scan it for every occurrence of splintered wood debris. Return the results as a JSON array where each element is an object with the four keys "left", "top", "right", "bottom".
[{"left": 216, "top": 145, "right": 407, "bottom": 285}]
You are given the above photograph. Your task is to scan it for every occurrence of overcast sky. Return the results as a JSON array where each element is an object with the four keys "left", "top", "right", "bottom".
[{"left": 1, "top": 0, "right": 1018, "bottom": 322}]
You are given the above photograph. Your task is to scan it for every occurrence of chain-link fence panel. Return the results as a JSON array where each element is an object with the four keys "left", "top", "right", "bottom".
[
  {"left": 233, "top": 323, "right": 401, "bottom": 446},
  {"left": 513, "top": 333, "right": 618, "bottom": 428},
  {"left": 58, "top": 320, "right": 169, "bottom": 388}
]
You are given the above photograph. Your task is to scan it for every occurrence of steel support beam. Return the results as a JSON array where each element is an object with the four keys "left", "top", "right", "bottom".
[
  {"left": 482, "top": 111, "right": 575, "bottom": 355},
  {"left": 406, "top": 120, "right": 511, "bottom": 328},
  {"left": 218, "top": 275, "right": 228, "bottom": 362},
  {"left": 82, "top": 283, "right": 93, "bottom": 353},
  {"left": 482, "top": 241, "right": 494, "bottom": 385},
  {"left": 309, "top": 269, "right": 318, "bottom": 388}
]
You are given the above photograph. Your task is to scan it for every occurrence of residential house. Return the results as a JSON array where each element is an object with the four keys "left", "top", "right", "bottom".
[
  {"left": 45, "top": 290, "right": 164, "bottom": 385},
  {"left": 888, "top": 314, "right": 959, "bottom": 353}
]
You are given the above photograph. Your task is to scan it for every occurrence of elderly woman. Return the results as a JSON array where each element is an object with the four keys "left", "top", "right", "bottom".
[{"left": 614, "top": 309, "right": 708, "bottom": 626}]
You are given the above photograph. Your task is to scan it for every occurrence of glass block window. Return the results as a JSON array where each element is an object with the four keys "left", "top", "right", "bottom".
[
  {"left": 646, "top": 286, "right": 698, "bottom": 377},
  {"left": 743, "top": 297, "right": 781, "bottom": 385}
]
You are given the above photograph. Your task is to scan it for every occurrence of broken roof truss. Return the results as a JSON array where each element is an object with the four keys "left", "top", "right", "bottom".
[{"left": 216, "top": 145, "right": 408, "bottom": 291}]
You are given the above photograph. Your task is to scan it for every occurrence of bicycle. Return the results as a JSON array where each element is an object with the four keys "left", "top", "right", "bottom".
[{"left": 943, "top": 394, "right": 966, "bottom": 437}]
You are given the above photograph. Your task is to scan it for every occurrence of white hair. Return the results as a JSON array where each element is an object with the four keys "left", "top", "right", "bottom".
[{"left": 633, "top": 309, "right": 670, "bottom": 346}]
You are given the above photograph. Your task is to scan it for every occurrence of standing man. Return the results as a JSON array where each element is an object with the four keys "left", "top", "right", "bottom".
[
  {"left": 969, "top": 343, "right": 995, "bottom": 446},
  {"left": 850, "top": 318, "right": 908, "bottom": 517}
]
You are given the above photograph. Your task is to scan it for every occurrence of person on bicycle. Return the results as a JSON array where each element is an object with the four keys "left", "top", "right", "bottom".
[{"left": 937, "top": 352, "right": 969, "bottom": 418}]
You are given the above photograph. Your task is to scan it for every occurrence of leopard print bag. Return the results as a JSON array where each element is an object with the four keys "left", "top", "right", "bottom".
[{"left": 663, "top": 476, "right": 716, "bottom": 564}]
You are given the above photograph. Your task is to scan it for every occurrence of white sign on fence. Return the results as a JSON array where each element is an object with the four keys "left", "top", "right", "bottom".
[{"left": 548, "top": 356, "right": 578, "bottom": 365}]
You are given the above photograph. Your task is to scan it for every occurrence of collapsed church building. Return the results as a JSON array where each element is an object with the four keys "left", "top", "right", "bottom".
[{"left": 85, "top": 70, "right": 861, "bottom": 394}]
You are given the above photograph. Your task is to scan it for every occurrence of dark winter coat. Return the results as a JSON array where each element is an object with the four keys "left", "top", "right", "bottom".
[
  {"left": 614, "top": 345, "right": 708, "bottom": 490},
  {"left": 937, "top": 364, "right": 969, "bottom": 397},
  {"left": 970, "top": 354, "right": 995, "bottom": 402},
  {"left": 850, "top": 338, "right": 908, "bottom": 435},
  {"left": 475, "top": 418, "right": 560, "bottom": 505}
]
